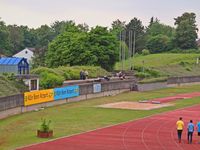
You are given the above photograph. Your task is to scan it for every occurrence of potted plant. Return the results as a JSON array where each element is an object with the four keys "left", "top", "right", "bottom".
[{"left": 37, "top": 119, "right": 53, "bottom": 138}]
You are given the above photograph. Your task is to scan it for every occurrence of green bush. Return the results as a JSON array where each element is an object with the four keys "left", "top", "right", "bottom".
[
  {"left": 141, "top": 49, "right": 150, "bottom": 55},
  {"left": 185, "top": 67, "right": 192, "bottom": 71},
  {"left": 39, "top": 72, "right": 64, "bottom": 89},
  {"left": 31, "top": 66, "right": 109, "bottom": 89},
  {"left": 135, "top": 72, "right": 151, "bottom": 78},
  {"left": 179, "top": 61, "right": 190, "bottom": 67}
]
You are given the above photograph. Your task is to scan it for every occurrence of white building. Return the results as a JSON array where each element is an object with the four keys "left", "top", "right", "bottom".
[{"left": 13, "top": 48, "right": 35, "bottom": 64}]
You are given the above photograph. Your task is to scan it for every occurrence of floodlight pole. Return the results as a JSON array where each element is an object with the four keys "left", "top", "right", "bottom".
[
  {"left": 131, "top": 30, "right": 136, "bottom": 70},
  {"left": 119, "top": 31, "right": 122, "bottom": 71}
]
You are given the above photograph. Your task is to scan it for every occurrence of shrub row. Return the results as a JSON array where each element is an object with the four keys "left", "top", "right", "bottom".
[{"left": 31, "top": 66, "right": 109, "bottom": 89}]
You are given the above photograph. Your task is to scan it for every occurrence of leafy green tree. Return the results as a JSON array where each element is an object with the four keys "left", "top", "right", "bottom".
[
  {"left": 7, "top": 25, "right": 25, "bottom": 54},
  {"left": 46, "top": 31, "right": 90, "bottom": 67},
  {"left": 20, "top": 26, "right": 37, "bottom": 48},
  {"left": 110, "top": 19, "right": 126, "bottom": 37},
  {"left": 125, "top": 18, "right": 145, "bottom": 53},
  {"left": 146, "top": 34, "right": 172, "bottom": 53},
  {"left": 46, "top": 26, "right": 118, "bottom": 71},
  {"left": 174, "top": 12, "right": 198, "bottom": 49},
  {"left": 145, "top": 21, "right": 175, "bottom": 52},
  {"left": 34, "top": 22, "right": 81, "bottom": 68},
  {"left": 31, "top": 25, "right": 54, "bottom": 67},
  {"left": 0, "top": 19, "right": 12, "bottom": 55},
  {"left": 88, "top": 26, "right": 119, "bottom": 70},
  {"left": 146, "top": 21, "right": 175, "bottom": 38},
  {"left": 51, "top": 20, "right": 78, "bottom": 37},
  {"left": 77, "top": 23, "right": 89, "bottom": 32},
  {"left": 34, "top": 25, "right": 54, "bottom": 47}
]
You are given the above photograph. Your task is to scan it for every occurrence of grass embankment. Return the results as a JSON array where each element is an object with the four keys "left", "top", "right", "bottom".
[
  {"left": 115, "top": 53, "right": 200, "bottom": 79},
  {"left": 1, "top": 84, "right": 200, "bottom": 149},
  {"left": 0, "top": 76, "right": 27, "bottom": 97}
]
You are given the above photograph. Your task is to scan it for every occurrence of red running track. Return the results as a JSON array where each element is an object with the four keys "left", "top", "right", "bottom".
[
  {"left": 150, "top": 92, "right": 200, "bottom": 103},
  {"left": 18, "top": 104, "right": 200, "bottom": 150}
]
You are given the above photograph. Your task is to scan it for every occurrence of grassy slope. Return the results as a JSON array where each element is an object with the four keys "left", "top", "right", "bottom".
[
  {"left": 1, "top": 84, "right": 200, "bottom": 149},
  {"left": 115, "top": 53, "right": 200, "bottom": 77},
  {"left": 0, "top": 76, "right": 21, "bottom": 97}
]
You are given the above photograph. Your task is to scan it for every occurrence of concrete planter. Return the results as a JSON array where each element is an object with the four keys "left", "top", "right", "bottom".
[{"left": 37, "top": 130, "right": 53, "bottom": 138}]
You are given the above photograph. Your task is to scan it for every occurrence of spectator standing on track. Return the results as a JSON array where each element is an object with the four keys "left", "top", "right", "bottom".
[
  {"left": 197, "top": 121, "right": 200, "bottom": 144},
  {"left": 187, "top": 120, "right": 194, "bottom": 144},
  {"left": 176, "top": 117, "right": 184, "bottom": 143}
]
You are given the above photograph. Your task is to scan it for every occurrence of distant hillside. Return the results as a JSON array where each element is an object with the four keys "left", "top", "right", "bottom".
[
  {"left": 115, "top": 53, "right": 200, "bottom": 77},
  {"left": 0, "top": 75, "right": 27, "bottom": 97}
]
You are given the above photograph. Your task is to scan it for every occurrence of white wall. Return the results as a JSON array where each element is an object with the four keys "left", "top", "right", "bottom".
[{"left": 13, "top": 48, "right": 34, "bottom": 64}]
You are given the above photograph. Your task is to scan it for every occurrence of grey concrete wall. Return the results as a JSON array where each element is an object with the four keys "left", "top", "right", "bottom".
[
  {"left": 167, "top": 76, "right": 200, "bottom": 84},
  {"left": 0, "top": 89, "right": 130, "bottom": 119},
  {"left": 136, "top": 82, "right": 167, "bottom": 91},
  {"left": 0, "top": 94, "right": 23, "bottom": 111},
  {"left": 0, "top": 79, "right": 134, "bottom": 119}
]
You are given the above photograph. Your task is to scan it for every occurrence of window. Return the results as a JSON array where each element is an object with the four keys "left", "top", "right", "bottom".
[{"left": 31, "top": 80, "right": 37, "bottom": 90}]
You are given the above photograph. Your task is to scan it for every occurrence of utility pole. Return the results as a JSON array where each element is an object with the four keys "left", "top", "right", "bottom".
[
  {"left": 130, "top": 30, "right": 133, "bottom": 70},
  {"left": 122, "top": 30, "right": 126, "bottom": 71},
  {"left": 131, "top": 30, "right": 136, "bottom": 70},
  {"left": 119, "top": 31, "right": 122, "bottom": 71}
]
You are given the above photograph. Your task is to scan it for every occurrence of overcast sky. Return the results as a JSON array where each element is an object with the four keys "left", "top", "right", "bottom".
[{"left": 0, "top": 0, "right": 200, "bottom": 37}]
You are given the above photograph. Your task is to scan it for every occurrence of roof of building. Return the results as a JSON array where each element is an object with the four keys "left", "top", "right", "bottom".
[
  {"left": 27, "top": 48, "right": 36, "bottom": 52},
  {"left": 0, "top": 57, "right": 24, "bottom": 65}
]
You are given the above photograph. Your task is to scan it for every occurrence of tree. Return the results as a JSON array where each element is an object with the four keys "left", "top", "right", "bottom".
[
  {"left": 46, "top": 30, "right": 90, "bottom": 67},
  {"left": 145, "top": 21, "right": 175, "bottom": 52},
  {"left": 77, "top": 23, "right": 89, "bottom": 32},
  {"left": 0, "top": 19, "right": 12, "bottom": 55},
  {"left": 148, "top": 17, "right": 159, "bottom": 27},
  {"left": 146, "top": 34, "right": 172, "bottom": 53},
  {"left": 34, "top": 25, "right": 54, "bottom": 47},
  {"left": 125, "top": 18, "right": 145, "bottom": 53},
  {"left": 110, "top": 19, "right": 126, "bottom": 37},
  {"left": 146, "top": 21, "right": 175, "bottom": 38},
  {"left": 46, "top": 26, "right": 119, "bottom": 71},
  {"left": 51, "top": 20, "right": 79, "bottom": 37},
  {"left": 31, "top": 25, "right": 54, "bottom": 67},
  {"left": 174, "top": 12, "right": 198, "bottom": 49},
  {"left": 7, "top": 25, "right": 25, "bottom": 54},
  {"left": 20, "top": 26, "right": 37, "bottom": 48},
  {"left": 88, "top": 26, "right": 119, "bottom": 71}
]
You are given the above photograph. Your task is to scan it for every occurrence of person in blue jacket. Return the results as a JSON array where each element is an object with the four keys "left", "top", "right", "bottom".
[
  {"left": 197, "top": 120, "right": 200, "bottom": 144},
  {"left": 187, "top": 120, "right": 194, "bottom": 144}
]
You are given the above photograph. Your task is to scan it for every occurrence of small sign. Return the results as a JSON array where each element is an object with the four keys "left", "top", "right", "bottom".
[{"left": 93, "top": 84, "right": 101, "bottom": 93}]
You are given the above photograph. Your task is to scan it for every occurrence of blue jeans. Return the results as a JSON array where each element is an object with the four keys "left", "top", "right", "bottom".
[
  {"left": 177, "top": 130, "right": 183, "bottom": 140},
  {"left": 188, "top": 132, "right": 193, "bottom": 143}
]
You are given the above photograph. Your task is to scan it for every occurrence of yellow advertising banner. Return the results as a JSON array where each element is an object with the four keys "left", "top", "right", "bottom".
[{"left": 24, "top": 89, "right": 54, "bottom": 106}]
